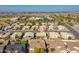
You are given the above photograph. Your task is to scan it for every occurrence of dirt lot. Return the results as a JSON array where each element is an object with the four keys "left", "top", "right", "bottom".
[{"left": 28, "top": 39, "right": 79, "bottom": 53}]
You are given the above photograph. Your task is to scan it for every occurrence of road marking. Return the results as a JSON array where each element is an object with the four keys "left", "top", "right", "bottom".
[{"left": 73, "top": 47, "right": 79, "bottom": 50}]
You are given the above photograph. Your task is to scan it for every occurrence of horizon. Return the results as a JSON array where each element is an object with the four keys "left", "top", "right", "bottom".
[{"left": 0, "top": 5, "right": 79, "bottom": 12}]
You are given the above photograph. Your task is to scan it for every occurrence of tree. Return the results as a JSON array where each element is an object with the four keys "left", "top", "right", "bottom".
[{"left": 68, "top": 36, "right": 72, "bottom": 40}]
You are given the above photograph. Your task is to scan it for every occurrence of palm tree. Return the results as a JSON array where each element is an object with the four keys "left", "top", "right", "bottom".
[
  {"left": 25, "top": 40, "right": 29, "bottom": 53},
  {"left": 43, "top": 39, "right": 49, "bottom": 53}
]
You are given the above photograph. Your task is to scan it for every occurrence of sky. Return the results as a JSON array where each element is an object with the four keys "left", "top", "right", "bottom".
[{"left": 0, "top": 5, "right": 79, "bottom": 12}]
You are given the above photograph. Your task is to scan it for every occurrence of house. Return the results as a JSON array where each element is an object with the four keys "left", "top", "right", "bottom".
[
  {"left": 36, "top": 32, "right": 47, "bottom": 39},
  {"left": 38, "top": 25, "right": 46, "bottom": 31},
  {"left": 10, "top": 32, "right": 22, "bottom": 41},
  {"left": 28, "top": 17, "right": 35, "bottom": 20},
  {"left": 0, "top": 32, "right": 10, "bottom": 50},
  {"left": 48, "top": 25, "right": 54, "bottom": 31},
  {"left": 13, "top": 25, "right": 20, "bottom": 30},
  {"left": 22, "top": 25, "right": 30, "bottom": 31},
  {"left": 23, "top": 32, "right": 34, "bottom": 39},
  {"left": 10, "top": 17, "right": 19, "bottom": 22},
  {"left": 49, "top": 32, "right": 60, "bottom": 39},
  {"left": 60, "top": 32, "right": 75, "bottom": 40},
  {"left": 31, "top": 24, "right": 39, "bottom": 31},
  {"left": 0, "top": 32, "right": 10, "bottom": 40},
  {"left": 4, "top": 25, "right": 12, "bottom": 31},
  {"left": 57, "top": 25, "right": 68, "bottom": 31}
]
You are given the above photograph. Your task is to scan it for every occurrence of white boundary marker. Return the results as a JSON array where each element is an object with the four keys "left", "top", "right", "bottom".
[{"left": 62, "top": 40, "right": 79, "bottom": 42}]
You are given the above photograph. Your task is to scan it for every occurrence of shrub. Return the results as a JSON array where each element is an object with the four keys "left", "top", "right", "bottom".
[
  {"left": 50, "top": 48, "right": 56, "bottom": 52},
  {"left": 68, "top": 36, "right": 72, "bottom": 40},
  {"left": 34, "top": 48, "right": 44, "bottom": 53},
  {"left": 16, "top": 39, "right": 28, "bottom": 44}
]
